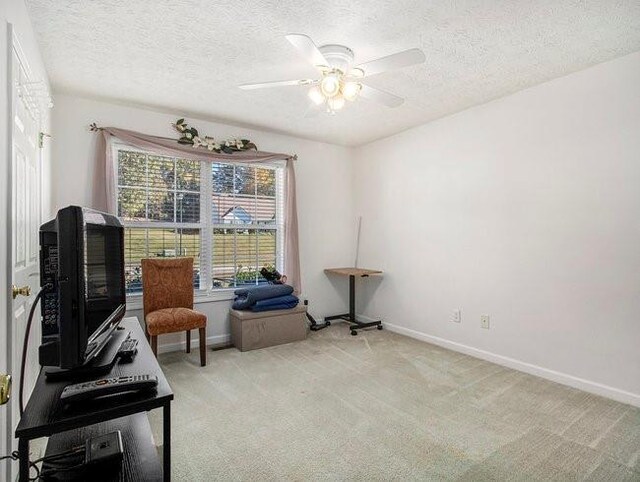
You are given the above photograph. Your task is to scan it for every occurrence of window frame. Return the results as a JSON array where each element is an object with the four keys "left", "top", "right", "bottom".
[{"left": 112, "top": 142, "right": 285, "bottom": 304}]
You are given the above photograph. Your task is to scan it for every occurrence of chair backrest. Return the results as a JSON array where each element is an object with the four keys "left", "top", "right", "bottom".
[{"left": 142, "top": 257, "right": 194, "bottom": 317}]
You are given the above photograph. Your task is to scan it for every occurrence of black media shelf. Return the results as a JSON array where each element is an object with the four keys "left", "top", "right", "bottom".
[{"left": 15, "top": 318, "right": 173, "bottom": 481}]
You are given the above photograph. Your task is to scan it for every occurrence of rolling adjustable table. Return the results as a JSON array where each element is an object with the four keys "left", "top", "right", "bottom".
[{"left": 324, "top": 268, "right": 383, "bottom": 335}]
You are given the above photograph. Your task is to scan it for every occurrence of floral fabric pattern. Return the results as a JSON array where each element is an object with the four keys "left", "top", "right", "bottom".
[{"left": 142, "top": 257, "right": 207, "bottom": 335}]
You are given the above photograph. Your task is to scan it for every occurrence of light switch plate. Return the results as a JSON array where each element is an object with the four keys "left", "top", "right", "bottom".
[{"left": 451, "top": 309, "right": 461, "bottom": 323}]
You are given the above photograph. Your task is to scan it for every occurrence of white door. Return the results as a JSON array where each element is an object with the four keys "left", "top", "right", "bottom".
[{"left": 2, "top": 34, "right": 44, "bottom": 480}]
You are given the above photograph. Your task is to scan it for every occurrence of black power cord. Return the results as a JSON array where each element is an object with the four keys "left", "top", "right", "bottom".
[
  {"left": 0, "top": 445, "right": 84, "bottom": 481},
  {"left": 0, "top": 451, "right": 19, "bottom": 463},
  {"left": 34, "top": 446, "right": 85, "bottom": 480},
  {"left": 20, "top": 283, "right": 51, "bottom": 416}
]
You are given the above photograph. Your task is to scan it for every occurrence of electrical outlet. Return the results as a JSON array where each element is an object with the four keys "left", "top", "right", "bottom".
[
  {"left": 481, "top": 315, "right": 490, "bottom": 329},
  {"left": 451, "top": 309, "right": 461, "bottom": 323}
]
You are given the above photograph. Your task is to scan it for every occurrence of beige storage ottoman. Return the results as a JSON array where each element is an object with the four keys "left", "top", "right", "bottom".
[{"left": 229, "top": 305, "right": 308, "bottom": 352}]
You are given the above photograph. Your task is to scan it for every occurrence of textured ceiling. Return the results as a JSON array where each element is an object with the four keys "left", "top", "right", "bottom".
[{"left": 26, "top": 0, "right": 640, "bottom": 146}]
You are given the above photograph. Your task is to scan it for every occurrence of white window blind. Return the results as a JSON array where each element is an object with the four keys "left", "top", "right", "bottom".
[{"left": 115, "top": 146, "right": 284, "bottom": 295}]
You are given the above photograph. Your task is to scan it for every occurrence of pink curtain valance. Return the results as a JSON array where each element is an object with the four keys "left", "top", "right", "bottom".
[{"left": 92, "top": 125, "right": 301, "bottom": 294}]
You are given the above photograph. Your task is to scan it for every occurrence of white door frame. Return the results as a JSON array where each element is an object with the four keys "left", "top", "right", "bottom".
[{"left": 1, "top": 23, "right": 15, "bottom": 482}]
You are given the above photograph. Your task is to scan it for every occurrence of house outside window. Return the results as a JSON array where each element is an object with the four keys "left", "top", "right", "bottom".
[{"left": 114, "top": 145, "right": 285, "bottom": 296}]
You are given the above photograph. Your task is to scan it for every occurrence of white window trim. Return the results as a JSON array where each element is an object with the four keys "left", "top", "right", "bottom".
[
  {"left": 113, "top": 143, "right": 285, "bottom": 302},
  {"left": 125, "top": 289, "right": 236, "bottom": 311}
]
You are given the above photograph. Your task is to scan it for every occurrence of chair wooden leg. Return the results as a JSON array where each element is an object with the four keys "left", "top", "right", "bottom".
[
  {"left": 186, "top": 330, "right": 191, "bottom": 353},
  {"left": 199, "top": 327, "right": 206, "bottom": 367},
  {"left": 151, "top": 335, "right": 158, "bottom": 358}
]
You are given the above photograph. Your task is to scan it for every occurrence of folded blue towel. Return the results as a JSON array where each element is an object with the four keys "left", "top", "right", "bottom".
[
  {"left": 232, "top": 284, "right": 294, "bottom": 310},
  {"left": 250, "top": 299, "right": 299, "bottom": 312},
  {"left": 252, "top": 295, "right": 299, "bottom": 309},
  {"left": 234, "top": 284, "right": 294, "bottom": 298}
]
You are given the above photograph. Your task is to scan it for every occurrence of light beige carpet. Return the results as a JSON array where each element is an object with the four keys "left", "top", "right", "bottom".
[{"left": 149, "top": 325, "right": 640, "bottom": 481}]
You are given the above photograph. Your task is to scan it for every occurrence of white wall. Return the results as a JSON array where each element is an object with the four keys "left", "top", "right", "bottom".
[
  {"left": 51, "top": 95, "right": 355, "bottom": 350},
  {"left": 353, "top": 52, "right": 640, "bottom": 405}
]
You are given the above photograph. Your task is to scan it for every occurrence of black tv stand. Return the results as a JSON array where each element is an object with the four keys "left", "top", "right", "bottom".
[
  {"left": 44, "top": 328, "right": 129, "bottom": 381},
  {"left": 15, "top": 318, "right": 173, "bottom": 482}
]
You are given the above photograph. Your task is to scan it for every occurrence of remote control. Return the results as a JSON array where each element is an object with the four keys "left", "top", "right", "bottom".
[
  {"left": 60, "top": 374, "right": 158, "bottom": 403},
  {"left": 118, "top": 335, "right": 139, "bottom": 362}
]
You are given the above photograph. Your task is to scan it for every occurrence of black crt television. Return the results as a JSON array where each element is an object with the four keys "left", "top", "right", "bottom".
[{"left": 39, "top": 206, "right": 126, "bottom": 370}]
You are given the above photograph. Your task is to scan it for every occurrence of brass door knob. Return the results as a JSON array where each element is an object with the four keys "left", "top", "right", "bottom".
[
  {"left": 0, "top": 374, "right": 11, "bottom": 405},
  {"left": 12, "top": 285, "right": 31, "bottom": 299}
]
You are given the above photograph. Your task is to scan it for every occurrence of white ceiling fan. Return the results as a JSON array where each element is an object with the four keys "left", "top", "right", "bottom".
[{"left": 239, "top": 34, "right": 425, "bottom": 114}]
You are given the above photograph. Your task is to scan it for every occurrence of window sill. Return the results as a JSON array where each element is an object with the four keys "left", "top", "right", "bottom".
[{"left": 125, "top": 290, "right": 236, "bottom": 311}]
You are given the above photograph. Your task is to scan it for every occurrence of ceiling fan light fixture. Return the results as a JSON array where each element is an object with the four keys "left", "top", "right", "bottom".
[
  {"left": 342, "top": 81, "right": 362, "bottom": 101},
  {"left": 327, "top": 94, "right": 345, "bottom": 111},
  {"left": 308, "top": 85, "right": 325, "bottom": 105},
  {"left": 238, "top": 34, "right": 422, "bottom": 114},
  {"left": 320, "top": 73, "right": 340, "bottom": 97}
]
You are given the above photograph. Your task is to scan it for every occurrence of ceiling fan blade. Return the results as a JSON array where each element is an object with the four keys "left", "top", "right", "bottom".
[
  {"left": 360, "top": 84, "right": 404, "bottom": 108},
  {"left": 285, "top": 34, "right": 329, "bottom": 70},
  {"left": 355, "top": 48, "right": 425, "bottom": 77},
  {"left": 238, "top": 79, "right": 315, "bottom": 90}
]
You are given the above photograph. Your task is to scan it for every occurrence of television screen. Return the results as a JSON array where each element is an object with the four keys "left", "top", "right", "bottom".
[{"left": 83, "top": 217, "right": 126, "bottom": 352}]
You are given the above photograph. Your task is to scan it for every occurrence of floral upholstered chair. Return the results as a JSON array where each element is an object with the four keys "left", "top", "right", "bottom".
[{"left": 141, "top": 258, "right": 207, "bottom": 366}]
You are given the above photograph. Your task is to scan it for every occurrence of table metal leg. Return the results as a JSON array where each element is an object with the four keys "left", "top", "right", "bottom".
[
  {"left": 325, "top": 314, "right": 349, "bottom": 321},
  {"left": 18, "top": 438, "right": 29, "bottom": 482},
  {"left": 349, "top": 275, "right": 356, "bottom": 322},
  {"left": 324, "top": 274, "right": 382, "bottom": 335},
  {"left": 163, "top": 403, "right": 171, "bottom": 482},
  {"left": 347, "top": 274, "right": 382, "bottom": 334}
]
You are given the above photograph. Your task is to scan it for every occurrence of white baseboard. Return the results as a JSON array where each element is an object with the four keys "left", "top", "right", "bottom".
[
  {"left": 158, "top": 334, "right": 231, "bottom": 354},
  {"left": 383, "top": 322, "right": 640, "bottom": 408}
]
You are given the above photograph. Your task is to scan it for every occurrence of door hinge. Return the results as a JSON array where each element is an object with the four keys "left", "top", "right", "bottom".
[{"left": 39, "top": 132, "right": 51, "bottom": 148}]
